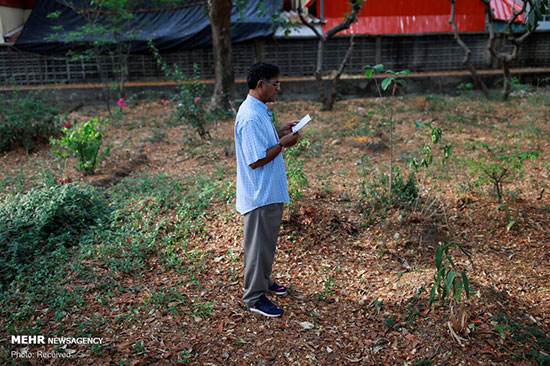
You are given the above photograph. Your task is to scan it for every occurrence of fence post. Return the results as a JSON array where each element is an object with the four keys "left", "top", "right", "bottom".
[
  {"left": 375, "top": 36, "right": 382, "bottom": 65},
  {"left": 254, "top": 37, "right": 265, "bottom": 63}
]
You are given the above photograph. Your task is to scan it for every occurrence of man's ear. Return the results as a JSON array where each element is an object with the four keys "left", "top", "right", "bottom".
[{"left": 257, "top": 80, "right": 264, "bottom": 89}]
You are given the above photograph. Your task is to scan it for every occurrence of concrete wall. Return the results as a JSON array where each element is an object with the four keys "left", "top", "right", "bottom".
[{"left": 2, "top": 69, "right": 548, "bottom": 107}]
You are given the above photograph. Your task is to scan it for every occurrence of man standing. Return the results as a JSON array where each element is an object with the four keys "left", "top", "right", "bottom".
[{"left": 234, "top": 62, "right": 299, "bottom": 317}]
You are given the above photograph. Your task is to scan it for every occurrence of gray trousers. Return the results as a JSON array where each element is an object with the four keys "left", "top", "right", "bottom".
[{"left": 242, "top": 203, "right": 283, "bottom": 308}]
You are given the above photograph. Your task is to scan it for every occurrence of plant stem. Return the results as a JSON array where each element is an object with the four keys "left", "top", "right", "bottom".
[{"left": 389, "top": 83, "right": 398, "bottom": 206}]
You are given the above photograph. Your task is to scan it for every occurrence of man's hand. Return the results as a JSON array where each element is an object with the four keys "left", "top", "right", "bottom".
[
  {"left": 278, "top": 120, "right": 299, "bottom": 138},
  {"left": 280, "top": 131, "right": 299, "bottom": 148}
]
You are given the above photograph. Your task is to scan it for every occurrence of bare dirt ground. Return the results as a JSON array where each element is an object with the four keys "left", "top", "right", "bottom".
[{"left": 1, "top": 90, "right": 549, "bottom": 365}]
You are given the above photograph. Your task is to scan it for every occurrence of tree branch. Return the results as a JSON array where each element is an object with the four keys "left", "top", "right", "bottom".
[
  {"left": 481, "top": 0, "right": 537, "bottom": 99},
  {"left": 325, "top": 0, "right": 364, "bottom": 39},
  {"left": 448, "top": 0, "right": 490, "bottom": 98},
  {"left": 336, "top": 33, "right": 355, "bottom": 77},
  {"left": 324, "top": 34, "right": 356, "bottom": 110},
  {"left": 301, "top": 0, "right": 365, "bottom": 110},
  {"left": 297, "top": 5, "right": 322, "bottom": 39},
  {"left": 505, "top": 0, "right": 528, "bottom": 33}
]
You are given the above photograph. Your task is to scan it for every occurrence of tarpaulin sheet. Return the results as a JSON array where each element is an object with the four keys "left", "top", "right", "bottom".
[{"left": 14, "top": 0, "right": 281, "bottom": 54}]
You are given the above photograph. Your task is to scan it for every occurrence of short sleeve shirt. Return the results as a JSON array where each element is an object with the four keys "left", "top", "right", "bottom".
[{"left": 234, "top": 94, "right": 289, "bottom": 214}]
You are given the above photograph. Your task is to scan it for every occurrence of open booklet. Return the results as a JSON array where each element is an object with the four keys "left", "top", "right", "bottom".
[{"left": 292, "top": 114, "right": 312, "bottom": 133}]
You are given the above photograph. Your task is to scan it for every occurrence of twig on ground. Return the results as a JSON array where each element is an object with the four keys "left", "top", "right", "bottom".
[{"left": 448, "top": 321, "right": 467, "bottom": 346}]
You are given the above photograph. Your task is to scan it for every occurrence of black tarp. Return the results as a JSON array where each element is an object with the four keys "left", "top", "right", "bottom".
[{"left": 14, "top": 0, "right": 282, "bottom": 54}]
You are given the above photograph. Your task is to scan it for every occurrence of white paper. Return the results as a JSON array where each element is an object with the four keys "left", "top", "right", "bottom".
[{"left": 292, "top": 114, "right": 312, "bottom": 133}]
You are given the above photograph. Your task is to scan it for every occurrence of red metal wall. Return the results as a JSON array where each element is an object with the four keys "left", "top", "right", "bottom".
[{"left": 318, "top": 0, "right": 486, "bottom": 34}]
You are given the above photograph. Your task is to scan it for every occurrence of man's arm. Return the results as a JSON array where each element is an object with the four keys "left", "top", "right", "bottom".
[{"left": 249, "top": 132, "right": 299, "bottom": 169}]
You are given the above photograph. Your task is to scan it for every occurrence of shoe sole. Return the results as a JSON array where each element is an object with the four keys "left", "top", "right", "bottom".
[
  {"left": 250, "top": 307, "right": 283, "bottom": 317},
  {"left": 273, "top": 290, "right": 287, "bottom": 296}
]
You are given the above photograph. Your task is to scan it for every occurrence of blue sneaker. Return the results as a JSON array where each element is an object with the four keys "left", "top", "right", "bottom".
[
  {"left": 250, "top": 295, "right": 284, "bottom": 317},
  {"left": 269, "top": 282, "right": 289, "bottom": 296}
]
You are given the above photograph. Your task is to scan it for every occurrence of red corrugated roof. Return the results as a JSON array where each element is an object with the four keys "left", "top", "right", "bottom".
[
  {"left": 319, "top": 0, "right": 486, "bottom": 35},
  {"left": 323, "top": 14, "right": 484, "bottom": 35},
  {"left": 490, "top": 0, "right": 526, "bottom": 22}
]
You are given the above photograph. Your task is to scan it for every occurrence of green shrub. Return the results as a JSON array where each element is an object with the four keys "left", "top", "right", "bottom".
[
  {"left": 0, "top": 184, "right": 109, "bottom": 288},
  {"left": 362, "top": 167, "right": 418, "bottom": 214},
  {"left": 148, "top": 40, "right": 210, "bottom": 139},
  {"left": 429, "top": 242, "right": 471, "bottom": 305},
  {"left": 50, "top": 117, "right": 111, "bottom": 175},
  {"left": 286, "top": 138, "right": 311, "bottom": 201},
  {"left": 464, "top": 138, "right": 539, "bottom": 204},
  {"left": 173, "top": 65, "right": 210, "bottom": 139},
  {"left": 0, "top": 89, "right": 59, "bottom": 153}
]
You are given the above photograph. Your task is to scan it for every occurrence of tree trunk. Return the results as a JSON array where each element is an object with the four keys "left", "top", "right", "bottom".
[
  {"left": 324, "top": 34, "right": 355, "bottom": 110},
  {"left": 502, "top": 59, "right": 511, "bottom": 100},
  {"left": 298, "top": 0, "right": 364, "bottom": 111},
  {"left": 114, "top": 32, "right": 129, "bottom": 100},
  {"left": 314, "top": 37, "right": 326, "bottom": 107},
  {"left": 207, "top": 0, "right": 236, "bottom": 114}
]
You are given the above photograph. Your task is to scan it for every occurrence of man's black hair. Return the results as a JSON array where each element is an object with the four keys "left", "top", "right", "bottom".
[{"left": 247, "top": 62, "right": 280, "bottom": 90}]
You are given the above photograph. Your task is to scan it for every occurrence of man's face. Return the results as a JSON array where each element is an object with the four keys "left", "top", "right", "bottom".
[{"left": 258, "top": 76, "right": 280, "bottom": 103}]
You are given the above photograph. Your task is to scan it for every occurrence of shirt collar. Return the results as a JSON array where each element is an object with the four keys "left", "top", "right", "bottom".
[{"left": 246, "top": 94, "right": 269, "bottom": 115}]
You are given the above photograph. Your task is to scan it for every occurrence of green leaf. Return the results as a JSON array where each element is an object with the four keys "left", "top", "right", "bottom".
[
  {"left": 442, "top": 282, "right": 448, "bottom": 299},
  {"left": 397, "top": 79, "right": 406, "bottom": 87},
  {"left": 461, "top": 271, "right": 470, "bottom": 299},
  {"left": 431, "top": 128, "right": 442, "bottom": 144},
  {"left": 374, "top": 64, "right": 384, "bottom": 72},
  {"left": 435, "top": 245, "right": 443, "bottom": 269},
  {"left": 446, "top": 254, "right": 456, "bottom": 268},
  {"left": 429, "top": 285, "right": 437, "bottom": 305},
  {"left": 423, "top": 144, "right": 432, "bottom": 155},
  {"left": 506, "top": 220, "right": 516, "bottom": 232},
  {"left": 47, "top": 10, "right": 62, "bottom": 19},
  {"left": 446, "top": 270, "right": 456, "bottom": 293},
  {"left": 364, "top": 69, "right": 374, "bottom": 78},
  {"left": 409, "top": 158, "right": 419, "bottom": 171},
  {"left": 454, "top": 278, "right": 463, "bottom": 301},
  {"left": 381, "top": 77, "right": 393, "bottom": 91}
]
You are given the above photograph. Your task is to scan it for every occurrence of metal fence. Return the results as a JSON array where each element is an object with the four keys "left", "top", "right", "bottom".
[{"left": 1, "top": 31, "right": 549, "bottom": 86}]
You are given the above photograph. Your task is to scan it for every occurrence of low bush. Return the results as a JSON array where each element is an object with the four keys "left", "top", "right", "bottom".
[
  {"left": 148, "top": 40, "right": 211, "bottom": 139},
  {"left": 286, "top": 138, "right": 311, "bottom": 201},
  {"left": 362, "top": 167, "right": 419, "bottom": 214},
  {"left": 0, "top": 183, "right": 109, "bottom": 288},
  {"left": 50, "top": 117, "right": 112, "bottom": 175},
  {"left": 0, "top": 89, "right": 59, "bottom": 153},
  {"left": 464, "top": 138, "right": 539, "bottom": 204}
]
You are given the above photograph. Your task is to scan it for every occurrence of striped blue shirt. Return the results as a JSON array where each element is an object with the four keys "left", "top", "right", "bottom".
[{"left": 235, "top": 94, "right": 289, "bottom": 215}]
